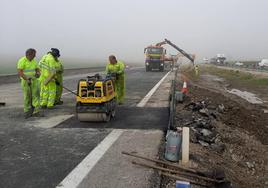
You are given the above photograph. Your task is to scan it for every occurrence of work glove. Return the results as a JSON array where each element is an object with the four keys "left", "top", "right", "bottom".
[
  {"left": 55, "top": 79, "right": 60, "bottom": 86},
  {"left": 27, "top": 78, "right": 32, "bottom": 85},
  {"left": 35, "top": 72, "right": 40, "bottom": 78}
]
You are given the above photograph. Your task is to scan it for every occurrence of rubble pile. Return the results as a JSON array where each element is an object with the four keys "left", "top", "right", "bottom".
[{"left": 175, "top": 100, "right": 226, "bottom": 152}]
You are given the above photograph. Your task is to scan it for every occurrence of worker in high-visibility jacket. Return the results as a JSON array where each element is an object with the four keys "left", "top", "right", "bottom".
[
  {"left": 106, "top": 55, "right": 125, "bottom": 104},
  {"left": 39, "top": 48, "right": 60, "bottom": 108},
  {"left": 17, "top": 48, "right": 40, "bottom": 118},
  {"left": 194, "top": 64, "right": 199, "bottom": 76},
  {"left": 55, "top": 53, "right": 64, "bottom": 105}
]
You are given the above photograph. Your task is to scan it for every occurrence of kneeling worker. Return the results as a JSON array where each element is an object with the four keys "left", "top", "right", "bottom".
[
  {"left": 106, "top": 55, "right": 125, "bottom": 104},
  {"left": 17, "top": 48, "right": 40, "bottom": 118}
]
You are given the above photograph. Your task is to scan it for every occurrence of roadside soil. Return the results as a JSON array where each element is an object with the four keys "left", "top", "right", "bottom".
[{"left": 161, "top": 67, "right": 268, "bottom": 188}]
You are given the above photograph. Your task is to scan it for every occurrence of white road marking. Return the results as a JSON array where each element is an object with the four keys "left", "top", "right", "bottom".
[
  {"left": 56, "top": 129, "right": 124, "bottom": 188},
  {"left": 137, "top": 71, "right": 171, "bottom": 107}
]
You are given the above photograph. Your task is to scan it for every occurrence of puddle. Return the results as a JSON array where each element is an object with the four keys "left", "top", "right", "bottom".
[{"left": 227, "top": 89, "right": 263, "bottom": 104}]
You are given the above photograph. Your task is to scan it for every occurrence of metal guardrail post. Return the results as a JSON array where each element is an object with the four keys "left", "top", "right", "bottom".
[{"left": 168, "top": 68, "right": 178, "bottom": 130}]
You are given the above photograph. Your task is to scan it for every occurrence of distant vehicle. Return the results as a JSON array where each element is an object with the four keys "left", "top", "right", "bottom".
[
  {"left": 210, "top": 54, "right": 226, "bottom": 65},
  {"left": 203, "top": 57, "right": 209, "bottom": 62},
  {"left": 235, "top": 61, "right": 244, "bottom": 66},
  {"left": 258, "top": 59, "right": 268, "bottom": 67}
]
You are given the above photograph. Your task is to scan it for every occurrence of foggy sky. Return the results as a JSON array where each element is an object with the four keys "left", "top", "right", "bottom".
[{"left": 1, "top": 0, "right": 268, "bottom": 69}]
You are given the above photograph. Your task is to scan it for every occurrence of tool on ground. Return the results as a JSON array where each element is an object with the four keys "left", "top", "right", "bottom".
[
  {"left": 28, "top": 78, "right": 34, "bottom": 110},
  {"left": 76, "top": 73, "right": 117, "bottom": 122},
  {"left": 132, "top": 160, "right": 221, "bottom": 186},
  {"left": 122, "top": 151, "right": 226, "bottom": 184}
]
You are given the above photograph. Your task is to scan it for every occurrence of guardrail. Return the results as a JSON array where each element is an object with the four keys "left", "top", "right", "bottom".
[{"left": 168, "top": 68, "right": 178, "bottom": 130}]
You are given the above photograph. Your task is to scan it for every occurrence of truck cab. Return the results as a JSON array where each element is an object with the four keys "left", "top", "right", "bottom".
[{"left": 144, "top": 46, "right": 166, "bottom": 72}]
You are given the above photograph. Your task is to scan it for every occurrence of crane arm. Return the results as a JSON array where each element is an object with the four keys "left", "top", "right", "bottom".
[
  {"left": 164, "top": 39, "right": 194, "bottom": 63},
  {"left": 155, "top": 41, "right": 167, "bottom": 47}
]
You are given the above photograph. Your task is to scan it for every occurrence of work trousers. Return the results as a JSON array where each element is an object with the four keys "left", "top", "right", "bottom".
[
  {"left": 20, "top": 79, "right": 39, "bottom": 113},
  {"left": 55, "top": 74, "right": 63, "bottom": 103},
  {"left": 115, "top": 74, "right": 125, "bottom": 104},
  {"left": 40, "top": 80, "right": 56, "bottom": 107}
]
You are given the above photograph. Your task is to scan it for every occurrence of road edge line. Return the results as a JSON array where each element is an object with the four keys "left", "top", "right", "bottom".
[
  {"left": 56, "top": 129, "right": 124, "bottom": 188},
  {"left": 137, "top": 71, "right": 171, "bottom": 107}
]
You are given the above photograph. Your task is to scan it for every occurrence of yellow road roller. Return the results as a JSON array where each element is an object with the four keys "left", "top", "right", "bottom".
[{"left": 76, "top": 74, "right": 117, "bottom": 122}]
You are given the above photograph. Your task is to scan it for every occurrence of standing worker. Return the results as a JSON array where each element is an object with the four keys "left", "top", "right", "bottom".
[
  {"left": 106, "top": 55, "right": 125, "bottom": 105},
  {"left": 54, "top": 49, "right": 64, "bottom": 105},
  {"left": 194, "top": 64, "right": 199, "bottom": 76},
  {"left": 17, "top": 48, "right": 40, "bottom": 118},
  {"left": 39, "top": 48, "right": 60, "bottom": 108}
]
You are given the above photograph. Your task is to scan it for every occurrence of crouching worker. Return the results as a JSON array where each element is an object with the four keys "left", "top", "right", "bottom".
[
  {"left": 17, "top": 48, "right": 40, "bottom": 118},
  {"left": 106, "top": 55, "right": 125, "bottom": 105}
]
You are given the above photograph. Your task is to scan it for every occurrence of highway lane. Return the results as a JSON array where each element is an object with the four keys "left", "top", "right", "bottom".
[{"left": 0, "top": 67, "right": 172, "bottom": 188}]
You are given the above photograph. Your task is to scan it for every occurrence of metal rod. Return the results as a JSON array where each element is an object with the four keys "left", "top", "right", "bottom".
[
  {"left": 132, "top": 160, "right": 222, "bottom": 183},
  {"left": 62, "top": 85, "right": 78, "bottom": 96},
  {"left": 122, "top": 151, "right": 196, "bottom": 173}
]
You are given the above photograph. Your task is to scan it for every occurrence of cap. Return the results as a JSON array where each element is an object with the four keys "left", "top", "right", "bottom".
[{"left": 51, "top": 48, "right": 60, "bottom": 57}]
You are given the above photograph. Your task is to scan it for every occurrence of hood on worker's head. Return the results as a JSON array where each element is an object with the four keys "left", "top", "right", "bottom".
[{"left": 51, "top": 48, "right": 60, "bottom": 58}]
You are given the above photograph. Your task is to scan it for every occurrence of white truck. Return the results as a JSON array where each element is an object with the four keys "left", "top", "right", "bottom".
[{"left": 258, "top": 59, "right": 268, "bottom": 67}]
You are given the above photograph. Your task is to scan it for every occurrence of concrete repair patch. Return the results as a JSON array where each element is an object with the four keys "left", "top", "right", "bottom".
[{"left": 27, "top": 114, "right": 74, "bottom": 128}]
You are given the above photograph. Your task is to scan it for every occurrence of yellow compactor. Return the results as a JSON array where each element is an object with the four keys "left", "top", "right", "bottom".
[{"left": 76, "top": 74, "right": 117, "bottom": 122}]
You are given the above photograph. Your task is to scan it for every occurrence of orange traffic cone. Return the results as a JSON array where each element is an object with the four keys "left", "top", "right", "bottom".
[{"left": 181, "top": 81, "right": 188, "bottom": 94}]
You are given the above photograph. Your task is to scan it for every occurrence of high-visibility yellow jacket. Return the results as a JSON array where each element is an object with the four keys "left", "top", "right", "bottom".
[
  {"left": 17, "top": 56, "right": 38, "bottom": 79},
  {"left": 106, "top": 60, "right": 125, "bottom": 75},
  {"left": 55, "top": 60, "right": 64, "bottom": 81},
  {"left": 39, "top": 53, "right": 57, "bottom": 82}
]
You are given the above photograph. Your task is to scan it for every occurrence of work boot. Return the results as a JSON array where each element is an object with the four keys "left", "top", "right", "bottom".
[
  {"left": 47, "top": 106, "right": 56, "bottom": 110},
  {"left": 24, "top": 111, "right": 32, "bottom": 119},
  {"left": 55, "top": 100, "right": 63, "bottom": 105},
  {"left": 32, "top": 111, "right": 44, "bottom": 117}
]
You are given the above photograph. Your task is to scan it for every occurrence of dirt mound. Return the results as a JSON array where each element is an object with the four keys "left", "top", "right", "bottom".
[
  {"left": 188, "top": 84, "right": 268, "bottom": 145},
  {"left": 169, "top": 81, "right": 268, "bottom": 188}
]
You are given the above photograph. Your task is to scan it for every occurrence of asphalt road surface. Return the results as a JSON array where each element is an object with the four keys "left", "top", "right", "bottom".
[{"left": 0, "top": 67, "right": 172, "bottom": 188}]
